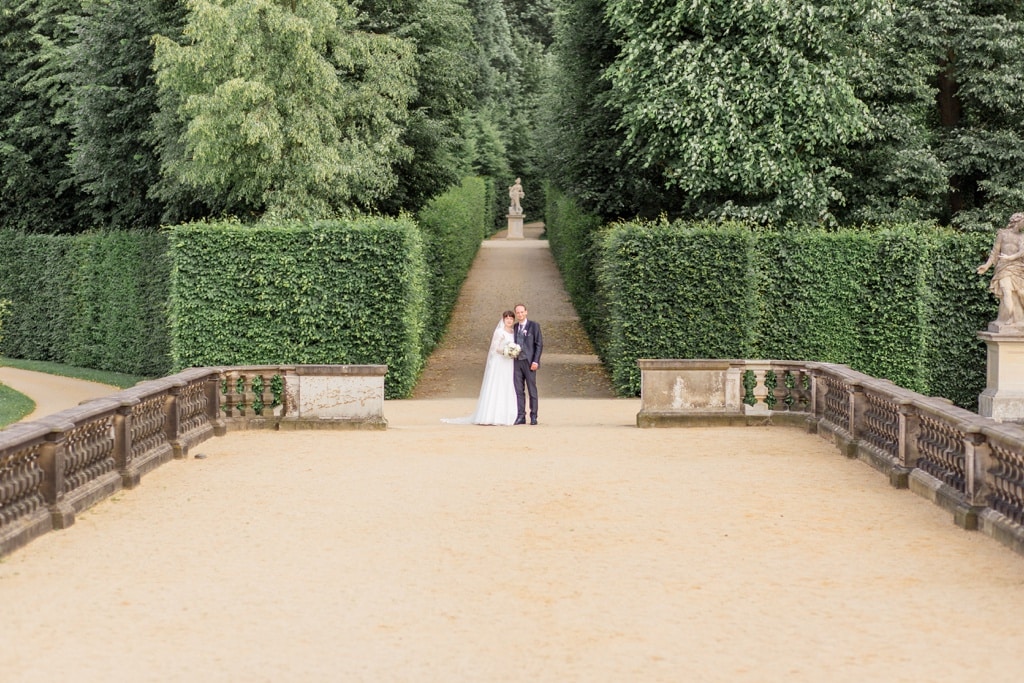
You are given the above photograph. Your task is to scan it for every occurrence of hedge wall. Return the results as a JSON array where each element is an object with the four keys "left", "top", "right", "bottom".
[
  {"left": 752, "top": 227, "right": 991, "bottom": 406},
  {"left": 598, "top": 222, "right": 759, "bottom": 393},
  {"left": 169, "top": 217, "right": 427, "bottom": 398},
  {"left": 753, "top": 228, "right": 937, "bottom": 393},
  {"left": 546, "top": 198, "right": 995, "bottom": 408},
  {"left": 925, "top": 231, "right": 993, "bottom": 408},
  {"left": 417, "top": 176, "right": 488, "bottom": 350},
  {"left": 0, "top": 177, "right": 486, "bottom": 394},
  {"left": 545, "top": 186, "right": 608, "bottom": 351},
  {"left": 0, "top": 230, "right": 171, "bottom": 377}
]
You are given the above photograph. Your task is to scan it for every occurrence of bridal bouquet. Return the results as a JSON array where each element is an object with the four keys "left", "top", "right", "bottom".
[{"left": 502, "top": 341, "right": 522, "bottom": 359}]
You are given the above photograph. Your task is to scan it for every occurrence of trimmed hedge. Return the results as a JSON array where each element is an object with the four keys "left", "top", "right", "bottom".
[
  {"left": 0, "top": 230, "right": 171, "bottom": 377},
  {"left": 417, "top": 176, "right": 488, "bottom": 349},
  {"left": 545, "top": 185, "right": 608, "bottom": 351},
  {"left": 599, "top": 222, "right": 759, "bottom": 394},
  {"left": 169, "top": 217, "right": 428, "bottom": 398},
  {"left": 925, "top": 231, "right": 993, "bottom": 408},
  {"left": 753, "top": 228, "right": 934, "bottom": 392},
  {"left": 546, "top": 197, "right": 995, "bottom": 408},
  {"left": 0, "top": 299, "right": 10, "bottom": 347},
  {"left": 0, "top": 177, "right": 488, "bottom": 395}
]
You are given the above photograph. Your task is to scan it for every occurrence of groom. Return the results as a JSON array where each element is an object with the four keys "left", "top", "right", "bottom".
[{"left": 513, "top": 303, "right": 543, "bottom": 425}]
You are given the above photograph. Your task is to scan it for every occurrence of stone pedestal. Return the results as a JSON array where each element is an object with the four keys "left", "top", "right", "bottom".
[
  {"left": 978, "top": 331, "right": 1024, "bottom": 422},
  {"left": 506, "top": 212, "right": 524, "bottom": 239}
]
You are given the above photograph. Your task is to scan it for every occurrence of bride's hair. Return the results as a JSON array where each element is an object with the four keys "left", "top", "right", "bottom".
[{"left": 502, "top": 310, "right": 515, "bottom": 319}]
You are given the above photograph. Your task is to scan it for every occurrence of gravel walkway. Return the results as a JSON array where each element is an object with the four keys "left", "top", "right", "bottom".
[{"left": 413, "top": 223, "right": 614, "bottom": 399}]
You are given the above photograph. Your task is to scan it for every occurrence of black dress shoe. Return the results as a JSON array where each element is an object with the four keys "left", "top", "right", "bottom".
[
  {"left": 530, "top": 418, "right": 538, "bottom": 425},
  {"left": 514, "top": 418, "right": 526, "bottom": 425}
]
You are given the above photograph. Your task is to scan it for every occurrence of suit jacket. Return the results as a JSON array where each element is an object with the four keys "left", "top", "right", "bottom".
[{"left": 516, "top": 320, "right": 543, "bottom": 366}]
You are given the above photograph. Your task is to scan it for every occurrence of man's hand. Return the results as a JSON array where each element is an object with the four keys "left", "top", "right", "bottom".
[{"left": 530, "top": 362, "right": 538, "bottom": 371}]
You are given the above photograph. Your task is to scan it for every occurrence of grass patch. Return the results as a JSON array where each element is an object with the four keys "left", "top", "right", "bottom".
[
  {"left": 0, "top": 357, "right": 148, "bottom": 389},
  {"left": 0, "top": 382, "right": 35, "bottom": 429}
]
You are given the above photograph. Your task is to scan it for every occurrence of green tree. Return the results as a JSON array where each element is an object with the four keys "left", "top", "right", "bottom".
[
  {"left": 353, "top": 0, "right": 479, "bottom": 213},
  {"left": 604, "top": 0, "right": 872, "bottom": 226},
  {"left": 504, "top": 0, "right": 555, "bottom": 47},
  {"left": 68, "top": 0, "right": 190, "bottom": 229},
  {"left": 831, "top": 3, "right": 949, "bottom": 225},
  {"left": 467, "top": 0, "right": 518, "bottom": 103},
  {"left": 0, "top": 0, "right": 89, "bottom": 233},
  {"left": 152, "top": 0, "right": 416, "bottom": 220},
  {"left": 539, "top": 0, "right": 670, "bottom": 220},
  {"left": 929, "top": 0, "right": 1024, "bottom": 230},
  {"left": 834, "top": 0, "right": 1024, "bottom": 230}
]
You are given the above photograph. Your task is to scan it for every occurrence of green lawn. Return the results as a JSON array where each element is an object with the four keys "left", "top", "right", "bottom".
[{"left": 0, "top": 382, "right": 35, "bottom": 429}]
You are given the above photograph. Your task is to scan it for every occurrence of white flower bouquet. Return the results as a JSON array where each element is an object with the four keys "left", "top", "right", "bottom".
[{"left": 503, "top": 341, "right": 522, "bottom": 359}]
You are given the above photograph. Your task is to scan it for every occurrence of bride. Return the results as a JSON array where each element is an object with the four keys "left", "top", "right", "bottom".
[{"left": 442, "top": 310, "right": 518, "bottom": 425}]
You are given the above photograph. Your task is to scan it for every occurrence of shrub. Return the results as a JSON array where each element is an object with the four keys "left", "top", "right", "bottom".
[{"left": 169, "top": 217, "right": 427, "bottom": 398}]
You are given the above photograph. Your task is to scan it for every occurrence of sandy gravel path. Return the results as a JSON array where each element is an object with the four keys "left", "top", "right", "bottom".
[
  {"left": 1, "top": 228, "right": 1023, "bottom": 681},
  {"left": 1, "top": 399, "right": 1023, "bottom": 682},
  {"left": 413, "top": 224, "right": 614, "bottom": 399},
  {"left": 0, "top": 367, "right": 118, "bottom": 421}
]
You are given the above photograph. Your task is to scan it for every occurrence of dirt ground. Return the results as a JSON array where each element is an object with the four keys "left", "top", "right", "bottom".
[{"left": 1, "top": 227, "right": 1024, "bottom": 682}]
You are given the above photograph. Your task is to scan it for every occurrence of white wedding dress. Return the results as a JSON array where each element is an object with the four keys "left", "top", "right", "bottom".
[{"left": 442, "top": 323, "right": 518, "bottom": 426}]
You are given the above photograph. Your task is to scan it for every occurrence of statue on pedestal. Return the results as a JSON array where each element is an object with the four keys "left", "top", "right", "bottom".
[
  {"left": 978, "top": 212, "right": 1024, "bottom": 331},
  {"left": 508, "top": 178, "right": 524, "bottom": 215}
]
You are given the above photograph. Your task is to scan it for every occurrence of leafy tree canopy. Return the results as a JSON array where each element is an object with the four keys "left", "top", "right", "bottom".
[
  {"left": 604, "top": 0, "right": 872, "bottom": 226},
  {"left": 353, "top": 0, "right": 479, "bottom": 213},
  {"left": 153, "top": 0, "right": 416, "bottom": 221}
]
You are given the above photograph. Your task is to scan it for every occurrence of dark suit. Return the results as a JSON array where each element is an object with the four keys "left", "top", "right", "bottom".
[{"left": 514, "top": 320, "right": 543, "bottom": 422}]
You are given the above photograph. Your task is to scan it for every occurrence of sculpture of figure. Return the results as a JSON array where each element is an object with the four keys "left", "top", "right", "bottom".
[
  {"left": 978, "top": 212, "right": 1024, "bottom": 329},
  {"left": 509, "top": 178, "right": 524, "bottom": 215}
]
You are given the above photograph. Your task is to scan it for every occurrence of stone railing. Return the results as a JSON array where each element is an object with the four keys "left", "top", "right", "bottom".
[
  {"left": 637, "top": 359, "right": 1024, "bottom": 557},
  {"left": 0, "top": 364, "right": 386, "bottom": 557}
]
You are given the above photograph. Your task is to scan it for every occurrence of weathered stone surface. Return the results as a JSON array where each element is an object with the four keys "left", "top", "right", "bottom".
[
  {"left": 506, "top": 213, "right": 524, "bottom": 239},
  {"left": 978, "top": 331, "right": 1024, "bottom": 422}
]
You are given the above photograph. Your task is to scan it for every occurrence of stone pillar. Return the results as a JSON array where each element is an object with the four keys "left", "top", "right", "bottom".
[
  {"left": 506, "top": 212, "right": 524, "bottom": 239},
  {"left": 978, "top": 331, "right": 1024, "bottom": 422}
]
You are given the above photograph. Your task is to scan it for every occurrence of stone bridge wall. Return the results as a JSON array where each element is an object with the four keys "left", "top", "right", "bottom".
[{"left": 0, "top": 364, "right": 386, "bottom": 556}]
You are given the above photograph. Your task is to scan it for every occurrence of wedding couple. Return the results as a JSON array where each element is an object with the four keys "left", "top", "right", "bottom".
[{"left": 443, "top": 303, "right": 543, "bottom": 426}]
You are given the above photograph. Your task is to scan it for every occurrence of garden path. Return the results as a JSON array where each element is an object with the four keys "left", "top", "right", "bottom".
[
  {"left": 412, "top": 222, "right": 615, "bottom": 399},
  {"left": 0, "top": 366, "right": 117, "bottom": 422}
]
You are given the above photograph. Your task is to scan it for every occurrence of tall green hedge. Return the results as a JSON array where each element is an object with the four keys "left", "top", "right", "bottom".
[
  {"left": 417, "top": 176, "right": 488, "bottom": 349},
  {"left": 925, "top": 231, "right": 993, "bottom": 408},
  {"left": 0, "top": 299, "right": 10, "bottom": 347},
  {"left": 753, "top": 228, "right": 936, "bottom": 392},
  {"left": 547, "top": 198, "right": 995, "bottom": 408},
  {"left": 752, "top": 227, "right": 991, "bottom": 405},
  {"left": 0, "top": 178, "right": 486, "bottom": 393},
  {"left": 169, "top": 217, "right": 427, "bottom": 398},
  {"left": 598, "top": 222, "right": 759, "bottom": 393},
  {"left": 0, "top": 230, "right": 171, "bottom": 377},
  {"left": 545, "top": 185, "right": 608, "bottom": 350}
]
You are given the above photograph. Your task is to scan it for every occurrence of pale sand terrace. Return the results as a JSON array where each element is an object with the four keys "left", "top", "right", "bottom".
[{"left": 1, "top": 397, "right": 1023, "bottom": 682}]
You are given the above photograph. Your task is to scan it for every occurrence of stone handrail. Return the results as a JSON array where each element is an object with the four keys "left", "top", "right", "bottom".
[
  {"left": 0, "top": 364, "right": 387, "bottom": 557},
  {"left": 637, "top": 359, "right": 1024, "bottom": 557}
]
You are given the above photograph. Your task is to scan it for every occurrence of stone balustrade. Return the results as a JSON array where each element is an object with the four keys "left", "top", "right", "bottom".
[
  {"left": 637, "top": 358, "right": 1024, "bottom": 556},
  {"left": 0, "top": 364, "right": 387, "bottom": 556}
]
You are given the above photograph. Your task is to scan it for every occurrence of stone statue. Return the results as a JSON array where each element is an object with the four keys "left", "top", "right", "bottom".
[
  {"left": 509, "top": 178, "right": 524, "bottom": 215},
  {"left": 978, "top": 212, "right": 1024, "bottom": 330}
]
